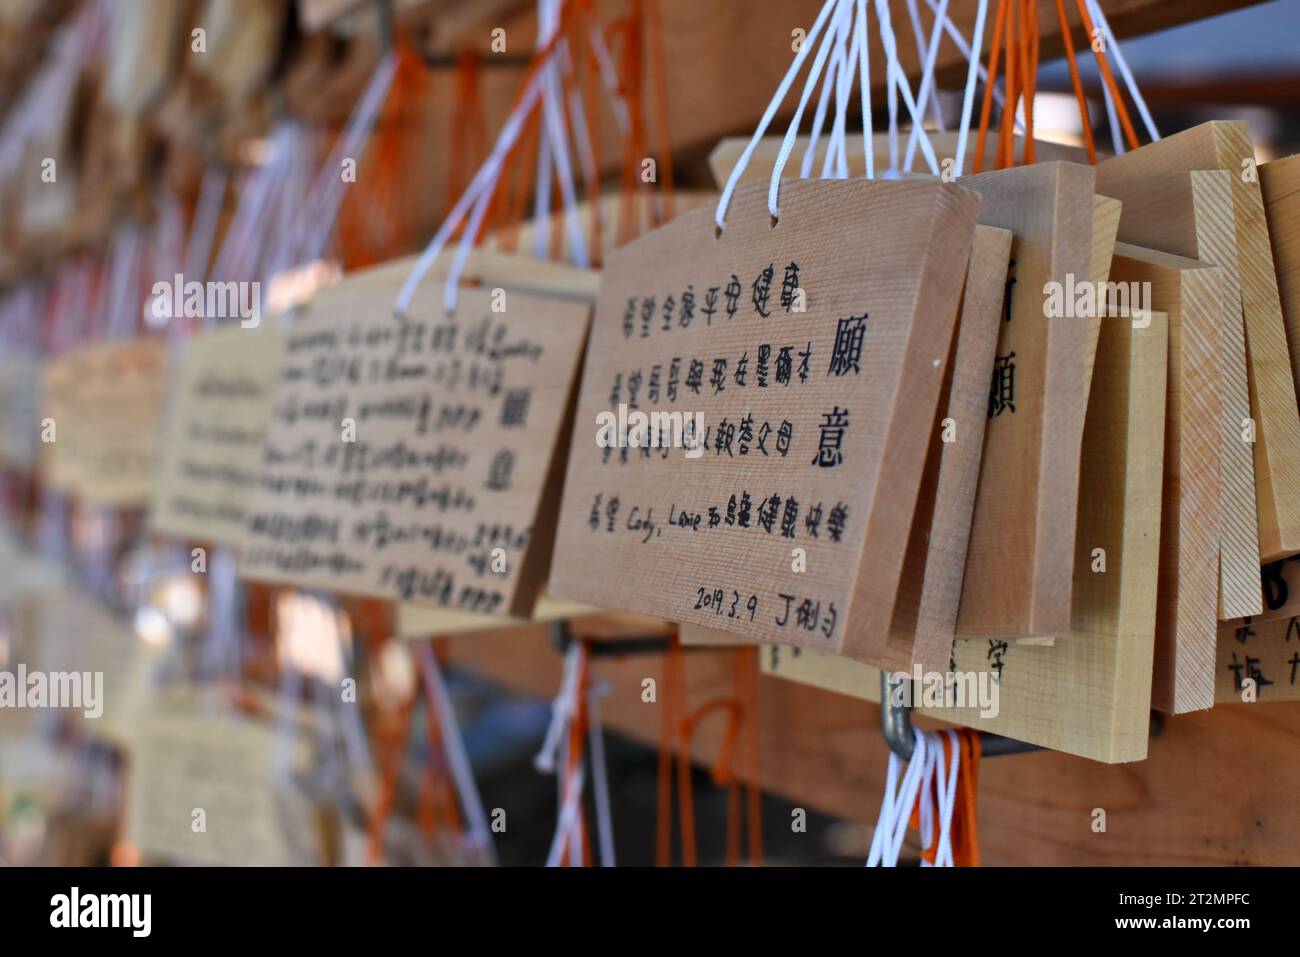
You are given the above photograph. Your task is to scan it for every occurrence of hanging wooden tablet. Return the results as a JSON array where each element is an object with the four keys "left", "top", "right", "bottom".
[
  {"left": 1090, "top": 167, "right": 1260, "bottom": 618},
  {"left": 862, "top": 224, "right": 1012, "bottom": 671},
  {"left": 39, "top": 339, "right": 169, "bottom": 506},
  {"left": 954, "top": 162, "right": 1098, "bottom": 640},
  {"left": 1110, "top": 244, "right": 1223, "bottom": 713},
  {"left": 1215, "top": 614, "right": 1300, "bottom": 703},
  {"left": 1262, "top": 154, "right": 1300, "bottom": 333},
  {"left": 547, "top": 177, "right": 980, "bottom": 662},
  {"left": 238, "top": 257, "right": 593, "bottom": 617},
  {"left": 150, "top": 324, "right": 286, "bottom": 549},
  {"left": 1096, "top": 121, "right": 1300, "bottom": 562},
  {"left": 127, "top": 700, "right": 304, "bottom": 867},
  {"left": 23, "top": 587, "right": 164, "bottom": 748},
  {"left": 764, "top": 307, "right": 1169, "bottom": 763},
  {"left": 683, "top": 223, "right": 1013, "bottom": 663}
]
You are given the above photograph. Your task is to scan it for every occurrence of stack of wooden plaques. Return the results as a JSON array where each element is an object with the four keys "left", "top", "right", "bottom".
[{"left": 567, "top": 121, "right": 1300, "bottom": 764}]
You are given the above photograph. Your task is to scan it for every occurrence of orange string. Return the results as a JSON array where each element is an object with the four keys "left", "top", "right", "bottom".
[
  {"left": 1021, "top": 0, "right": 1038, "bottom": 164},
  {"left": 972, "top": 0, "right": 1009, "bottom": 174},
  {"left": 1073, "top": 0, "right": 1139, "bottom": 150},
  {"left": 1054, "top": 0, "right": 1097, "bottom": 164},
  {"left": 560, "top": 642, "right": 590, "bottom": 866},
  {"left": 655, "top": 630, "right": 682, "bottom": 866},
  {"left": 657, "top": 641, "right": 762, "bottom": 867},
  {"left": 642, "top": 0, "right": 675, "bottom": 224},
  {"left": 996, "top": 0, "right": 1019, "bottom": 169}
]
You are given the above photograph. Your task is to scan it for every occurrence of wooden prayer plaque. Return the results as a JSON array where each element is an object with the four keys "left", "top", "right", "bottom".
[
  {"left": 1090, "top": 168, "right": 1260, "bottom": 618},
  {"left": 239, "top": 257, "right": 592, "bottom": 617},
  {"left": 548, "top": 178, "right": 980, "bottom": 663},
  {"left": 955, "top": 162, "right": 1098, "bottom": 640},
  {"left": 764, "top": 307, "right": 1170, "bottom": 763},
  {"left": 1216, "top": 615, "right": 1300, "bottom": 703},
  {"left": 1096, "top": 121, "right": 1300, "bottom": 561},
  {"left": 1110, "top": 244, "right": 1223, "bottom": 713},
  {"left": 127, "top": 701, "right": 302, "bottom": 866},
  {"left": 871, "top": 224, "right": 1012, "bottom": 671},
  {"left": 39, "top": 339, "right": 169, "bottom": 506},
  {"left": 150, "top": 324, "right": 285, "bottom": 548},
  {"left": 682, "top": 224, "right": 1012, "bottom": 665}
]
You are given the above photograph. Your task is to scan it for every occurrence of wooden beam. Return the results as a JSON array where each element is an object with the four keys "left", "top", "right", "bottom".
[{"left": 444, "top": 619, "right": 1300, "bottom": 864}]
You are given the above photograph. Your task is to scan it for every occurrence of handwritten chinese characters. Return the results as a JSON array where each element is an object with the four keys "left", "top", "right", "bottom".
[
  {"left": 548, "top": 178, "right": 980, "bottom": 662},
  {"left": 40, "top": 339, "right": 169, "bottom": 505},
  {"left": 150, "top": 325, "right": 285, "bottom": 548},
  {"left": 239, "top": 262, "right": 591, "bottom": 617}
]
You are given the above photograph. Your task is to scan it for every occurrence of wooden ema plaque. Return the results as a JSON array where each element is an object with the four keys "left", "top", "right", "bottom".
[
  {"left": 1110, "top": 244, "right": 1224, "bottom": 714},
  {"left": 954, "top": 162, "right": 1099, "bottom": 640},
  {"left": 1096, "top": 121, "right": 1300, "bottom": 562},
  {"left": 1216, "top": 614, "right": 1300, "bottom": 704},
  {"left": 1091, "top": 167, "right": 1260, "bottom": 619},
  {"left": 39, "top": 339, "right": 169, "bottom": 506},
  {"left": 150, "top": 323, "right": 285, "bottom": 548},
  {"left": 763, "top": 306, "right": 1169, "bottom": 763},
  {"left": 239, "top": 257, "right": 592, "bottom": 617},
  {"left": 548, "top": 178, "right": 980, "bottom": 663},
  {"left": 681, "top": 222, "right": 1012, "bottom": 667}
]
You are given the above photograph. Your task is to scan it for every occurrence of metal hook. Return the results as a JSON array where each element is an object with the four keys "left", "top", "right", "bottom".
[{"left": 879, "top": 671, "right": 1044, "bottom": 760}]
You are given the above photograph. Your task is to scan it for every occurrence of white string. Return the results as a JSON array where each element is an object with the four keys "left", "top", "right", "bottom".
[
  {"left": 922, "top": 0, "right": 1018, "bottom": 130},
  {"left": 714, "top": 0, "right": 840, "bottom": 231},
  {"left": 534, "top": 2, "right": 588, "bottom": 267},
  {"left": 822, "top": 0, "right": 863, "bottom": 179},
  {"left": 588, "top": 25, "right": 631, "bottom": 134},
  {"left": 289, "top": 53, "right": 398, "bottom": 271},
  {"left": 272, "top": 663, "right": 304, "bottom": 785},
  {"left": 586, "top": 679, "right": 615, "bottom": 867},
  {"left": 545, "top": 755, "right": 586, "bottom": 867},
  {"left": 800, "top": 0, "right": 852, "bottom": 179},
  {"left": 535, "top": 641, "right": 583, "bottom": 774},
  {"left": 867, "top": 729, "right": 964, "bottom": 867},
  {"left": 104, "top": 228, "right": 144, "bottom": 341},
  {"left": 417, "top": 644, "right": 497, "bottom": 863},
  {"left": 866, "top": 727, "right": 928, "bottom": 866},
  {"left": 186, "top": 165, "right": 229, "bottom": 283},
  {"left": 1085, "top": 0, "right": 1159, "bottom": 143},
  {"left": 769, "top": 0, "right": 853, "bottom": 218},
  {"left": 875, "top": 0, "right": 940, "bottom": 177},
  {"left": 1099, "top": 63, "right": 1125, "bottom": 156},
  {"left": 952, "top": 0, "right": 990, "bottom": 177},
  {"left": 904, "top": 0, "right": 946, "bottom": 131},
  {"left": 903, "top": 0, "right": 950, "bottom": 172},
  {"left": 395, "top": 47, "right": 546, "bottom": 314},
  {"left": 856, "top": 0, "right": 873, "bottom": 179}
]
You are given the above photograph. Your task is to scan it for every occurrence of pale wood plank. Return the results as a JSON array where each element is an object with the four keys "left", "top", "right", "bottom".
[
  {"left": 1086, "top": 168, "right": 1260, "bottom": 618},
  {"left": 1096, "top": 121, "right": 1300, "bottom": 561},
  {"left": 1110, "top": 244, "right": 1223, "bottom": 713},
  {"left": 763, "top": 304, "right": 1169, "bottom": 762}
]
